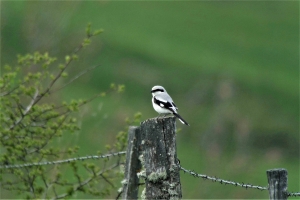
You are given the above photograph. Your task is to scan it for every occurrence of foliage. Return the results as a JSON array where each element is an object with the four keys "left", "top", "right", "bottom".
[{"left": 0, "top": 24, "right": 131, "bottom": 199}]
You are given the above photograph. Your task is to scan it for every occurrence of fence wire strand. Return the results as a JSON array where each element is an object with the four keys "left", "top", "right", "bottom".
[
  {"left": 288, "top": 192, "right": 300, "bottom": 197},
  {"left": 180, "top": 166, "right": 300, "bottom": 197},
  {"left": 1, "top": 151, "right": 299, "bottom": 198},
  {"left": 180, "top": 166, "right": 267, "bottom": 191},
  {"left": 0, "top": 151, "right": 126, "bottom": 169}
]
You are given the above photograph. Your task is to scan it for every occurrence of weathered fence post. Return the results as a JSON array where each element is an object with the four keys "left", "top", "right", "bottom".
[
  {"left": 140, "top": 117, "right": 182, "bottom": 199},
  {"left": 267, "top": 168, "right": 288, "bottom": 200},
  {"left": 122, "top": 126, "right": 141, "bottom": 199}
]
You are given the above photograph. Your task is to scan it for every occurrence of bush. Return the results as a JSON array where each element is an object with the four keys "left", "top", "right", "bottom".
[{"left": 0, "top": 24, "right": 131, "bottom": 199}]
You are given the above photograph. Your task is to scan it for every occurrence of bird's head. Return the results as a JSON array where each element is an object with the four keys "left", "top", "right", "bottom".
[{"left": 151, "top": 85, "right": 166, "bottom": 97}]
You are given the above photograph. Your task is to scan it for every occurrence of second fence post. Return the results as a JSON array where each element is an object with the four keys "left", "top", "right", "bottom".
[
  {"left": 140, "top": 117, "right": 182, "bottom": 199},
  {"left": 267, "top": 168, "right": 288, "bottom": 200},
  {"left": 122, "top": 126, "right": 141, "bottom": 199}
]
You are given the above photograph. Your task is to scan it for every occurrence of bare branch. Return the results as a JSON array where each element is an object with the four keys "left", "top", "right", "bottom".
[
  {"left": 100, "top": 174, "right": 115, "bottom": 188},
  {"left": 54, "top": 163, "right": 120, "bottom": 200},
  {"left": 28, "top": 114, "right": 69, "bottom": 154},
  {"left": 0, "top": 83, "right": 22, "bottom": 97},
  {"left": 49, "top": 65, "right": 100, "bottom": 94},
  {"left": 9, "top": 88, "right": 39, "bottom": 130},
  {"left": 38, "top": 34, "right": 94, "bottom": 101}
]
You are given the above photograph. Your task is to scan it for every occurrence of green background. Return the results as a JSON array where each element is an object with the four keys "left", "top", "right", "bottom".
[{"left": 1, "top": 1, "right": 299, "bottom": 199}]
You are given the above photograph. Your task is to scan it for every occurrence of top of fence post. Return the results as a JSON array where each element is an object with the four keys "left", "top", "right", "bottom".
[
  {"left": 140, "top": 116, "right": 182, "bottom": 199},
  {"left": 267, "top": 168, "right": 288, "bottom": 200}
]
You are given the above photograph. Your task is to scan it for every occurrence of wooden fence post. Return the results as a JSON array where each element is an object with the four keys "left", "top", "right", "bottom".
[
  {"left": 122, "top": 126, "right": 141, "bottom": 200},
  {"left": 140, "top": 117, "right": 182, "bottom": 199},
  {"left": 267, "top": 168, "right": 288, "bottom": 200}
]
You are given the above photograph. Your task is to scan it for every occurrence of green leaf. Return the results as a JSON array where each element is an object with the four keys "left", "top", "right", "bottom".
[
  {"left": 72, "top": 54, "right": 78, "bottom": 60},
  {"left": 93, "top": 29, "right": 104, "bottom": 36},
  {"left": 82, "top": 38, "right": 91, "bottom": 47},
  {"left": 117, "top": 84, "right": 125, "bottom": 93},
  {"left": 86, "top": 23, "right": 91, "bottom": 36},
  {"left": 61, "top": 72, "right": 68, "bottom": 77},
  {"left": 58, "top": 64, "right": 65, "bottom": 69},
  {"left": 65, "top": 55, "right": 71, "bottom": 63}
]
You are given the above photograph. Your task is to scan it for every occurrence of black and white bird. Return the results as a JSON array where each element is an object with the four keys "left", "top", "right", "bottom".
[{"left": 151, "top": 85, "right": 190, "bottom": 126}]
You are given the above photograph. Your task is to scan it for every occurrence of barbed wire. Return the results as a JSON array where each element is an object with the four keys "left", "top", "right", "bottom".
[
  {"left": 0, "top": 151, "right": 126, "bottom": 169},
  {"left": 288, "top": 192, "right": 300, "bottom": 197},
  {"left": 1, "top": 151, "right": 299, "bottom": 198},
  {"left": 180, "top": 166, "right": 267, "bottom": 191},
  {"left": 180, "top": 166, "right": 300, "bottom": 198}
]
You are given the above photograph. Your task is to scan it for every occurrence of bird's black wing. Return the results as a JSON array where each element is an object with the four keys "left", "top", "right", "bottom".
[
  {"left": 154, "top": 96, "right": 177, "bottom": 113},
  {"left": 154, "top": 95, "right": 189, "bottom": 126}
]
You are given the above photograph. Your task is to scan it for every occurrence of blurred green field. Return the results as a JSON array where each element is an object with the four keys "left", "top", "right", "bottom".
[{"left": 1, "top": 1, "right": 299, "bottom": 199}]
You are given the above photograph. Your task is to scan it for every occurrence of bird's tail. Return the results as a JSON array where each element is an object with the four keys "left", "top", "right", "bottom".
[{"left": 173, "top": 112, "right": 190, "bottom": 126}]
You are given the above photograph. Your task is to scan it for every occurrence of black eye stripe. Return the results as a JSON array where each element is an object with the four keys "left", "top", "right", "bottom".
[{"left": 151, "top": 89, "right": 164, "bottom": 93}]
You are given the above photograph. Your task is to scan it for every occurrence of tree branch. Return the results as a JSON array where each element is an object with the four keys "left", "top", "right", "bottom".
[
  {"left": 9, "top": 88, "right": 39, "bottom": 130},
  {"left": 53, "top": 163, "right": 120, "bottom": 200},
  {"left": 49, "top": 65, "right": 100, "bottom": 94}
]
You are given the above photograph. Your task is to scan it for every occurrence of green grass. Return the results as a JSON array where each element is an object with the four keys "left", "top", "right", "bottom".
[{"left": 1, "top": 1, "right": 299, "bottom": 199}]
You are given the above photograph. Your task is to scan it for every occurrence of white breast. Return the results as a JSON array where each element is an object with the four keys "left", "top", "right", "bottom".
[{"left": 152, "top": 97, "right": 173, "bottom": 114}]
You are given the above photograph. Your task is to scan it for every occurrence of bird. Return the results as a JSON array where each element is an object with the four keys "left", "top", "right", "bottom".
[{"left": 151, "top": 85, "right": 190, "bottom": 126}]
